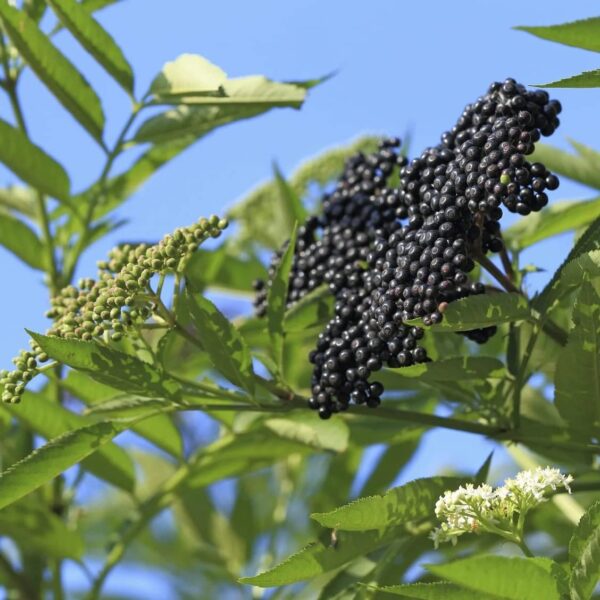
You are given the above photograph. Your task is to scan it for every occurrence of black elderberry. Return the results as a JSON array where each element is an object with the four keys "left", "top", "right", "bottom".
[{"left": 257, "top": 79, "right": 561, "bottom": 417}]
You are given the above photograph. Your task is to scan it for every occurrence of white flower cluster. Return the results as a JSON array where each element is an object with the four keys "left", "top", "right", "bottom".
[{"left": 430, "top": 467, "right": 573, "bottom": 548}]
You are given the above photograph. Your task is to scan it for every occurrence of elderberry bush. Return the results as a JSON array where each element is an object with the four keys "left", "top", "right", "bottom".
[{"left": 256, "top": 78, "right": 562, "bottom": 418}]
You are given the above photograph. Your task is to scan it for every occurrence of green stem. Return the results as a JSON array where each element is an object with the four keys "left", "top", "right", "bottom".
[
  {"left": 511, "top": 324, "right": 540, "bottom": 430},
  {"left": 87, "top": 458, "right": 195, "bottom": 600},
  {"left": 0, "top": 35, "right": 60, "bottom": 293},
  {"left": 0, "top": 552, "right": 36, "bottom": 600},
  {"left": 516, "top": 538, "right": 534, "bottom": 558},
  {"left": 64, "top": 97, "right": 148, "bottom": 284},
  {"left": 352, "top": 405, "right": 501, "bottom": 437},
  {"left": 51, "top": 560, "right": 64, "bottom": 600},
  {"left": 475, "top": 253, "right": 568, "bottom": 347},
  {"left": 475, "top": 252, "right": 522, "bottom": 295},
  {"left": 1, "top": 32, "right": 66, "bottom": 599}
]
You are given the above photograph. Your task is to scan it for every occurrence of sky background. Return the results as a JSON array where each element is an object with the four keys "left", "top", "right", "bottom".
[{"left": 0, "top": 1, "right": 599, "bottom": 596}]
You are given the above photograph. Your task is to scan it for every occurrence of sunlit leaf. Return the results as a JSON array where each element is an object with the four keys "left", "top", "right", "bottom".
[
  {"left": 263, "top": 409, "right": 349, "bottom": 452},
  {"left": 0, "top": 213, "right": 45, "bottom": 270},
  {"left": 311, "top": 476, "right": 462, "bottom": 531},
  {"left": 134, "top": 76, "right": 307, "bottom": 145},
  {"left": 185, "top": 244, "right": 266, "bottom": 295},
  {"left": 555, "top": 282, "right": 600, "bottom": 430},
  {"left": 267, "top": 224, "right": 297, "bottom": 369},
  {"left": 47, "top": 0, "right": 133, "bottom": 92},
  {"left": 363, "top": 582, "right": 492, "bottom": 599},
  {"left": 531, "top": 141, "right": 600, "bottom": 190},
  {"left": 516, "top": 18, "right": 600, "bottom": 53},
  {"left": 426, "top": 556, "right": 563, "bottom": 600},
  {"left": 0, "top": 118, "right": 70, "bottom": 201},
  {"left": 504, "top": 198, "right": 600, "bottom": 251},
  {"left": 150, "top": 53, "right": 226, "bottom": 98},
  {"left": 569, "top": 500, "right": 600, "bottom": 600},
  {"left": 0, "top": 420, "right": 127, "bottom": 510},
  {"left": 6, "top": 391, "right": 135, "bottom": 492},
  {"left": 184, "top": 291, "right": 255, "bottom": 394},
  {"left": 29, "top": 332, "right": 182, "bottom": 399},
  {"left": 0, "top": 3, "right": 105, "bottom": 142},
  {"left": 423, "top": 293, "right": 530, "bottom": 332}
]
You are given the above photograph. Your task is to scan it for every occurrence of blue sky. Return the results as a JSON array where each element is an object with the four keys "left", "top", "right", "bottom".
[{"left": 1, "top": 2, "right": 599, "bottom": 595}]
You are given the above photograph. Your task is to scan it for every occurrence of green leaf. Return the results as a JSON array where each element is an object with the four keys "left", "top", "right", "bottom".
[
  {"left": 555, "top": 282, "right": 600, "bottom": 430},
  {"left": 533, "top": 250, "right": 600, "bottom": 314},
  {"left": 228, "top": 136, "right": 380, "bottom": 250},
  {"left": 531, "top": 141, "right": 600, "bottom": 190},
  {"left": 267, "top": 224, "right": 297, "bottom": 369},
  {"left": 23, "top": 0, "right": 47, "bottom": 22},
  {"left": 536, "top": 70, "right": 600, "bottom": 88},
  {"left": 0, "top": 213, "right": 45, "bottom": 270},
  {"left": 475, "top": 451, "right": 494, "bottom": 484},
  {"left": 155, "top": 74, "right": 306, "bottom": 107},
  {"left": 424, "top": 293, "right": 530, "bottom": 332},
  {"left": 535, "top": 248, "right": 600, "bottom": 316},
  {"left": 185, "top": 245, "right": 267, "bottom": 295},
  {"left": 6, "top": 391, "right": 135, "bottom": 492},
  {"left": 47, "top": 0, "right": 134, "bottom": 92},
  {"left": 273, "top": 163, "right": 307, "bottom": 223},
  {"left": 363, "top": 582, "right": 492, "bottom": 599},
  {"left": 359, "top": 430, "right": 422, "bottom": 496},
  {"left": 184, "top": 291, "right": 255, "bottom": 394},
  {"left": 0, "top": 3, "right": 104, "bottom": 142},
  {"left": 283, "top": 285, "right": 334, "bottom": 332},
  {"left": 29, "top": 332, "right": 181, "bottom": 399},
  {"left": 134, "top": 76, "right": 307, "bottom": 145},
  {"left": 239, "top": 528, "right": 403, "bottom": 588},
  {"left": 311, "top": 476, "right": 462, "bottom": 531},
  {"left": 62, "top": 370, "right": 183, "bottom": 457},
  {"left": 185, "top": 430, "right": 315, "bottom": 489},
  {"left": 0, "top": 502, "right": 84, "bottom": 560},
  {"left": 263, "top": 409, "right": 349, "bottom": 452},
  {"left": 569, "top": 500, "right": 600, "bottom": 600},
  {"left": 0, "top": 421, "right": 126, "bottom": 510},
  {"left": 0, "top": 186, "right": 38, "bottom": 219},
  {"left": 288, "top": 135, "right": 382, "bottom": 198},
  {"left": 426, "top": 556, "right": 563, "bottom": 600},
  {"left": 0, "top": 117, "right": 70, "bottom": 201},
  {"left": 382, "top": 356, "right": 505, "bottom": 384},
  {"left": 516, "top": 18, "right": 600, "bottom": 53},
  {"left": 80, "top": 0, "right": 121, "bottom": 12},
  {"left": 504, "top": 198, "right": 600, "bottom": 251},
  {"left": 150, "top": 53, "right": 226, "bottom": 98},
  {"left": 87, "top": 136, "right": 195, "bottom": 220}
]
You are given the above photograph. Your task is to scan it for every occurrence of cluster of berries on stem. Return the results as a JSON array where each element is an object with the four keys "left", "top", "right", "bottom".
[
  {"left": 1, "top": 216, "right": 227, "bottom": 404},
  {"left": 255, "top": 79, "right": 561, "bottom": 418}
]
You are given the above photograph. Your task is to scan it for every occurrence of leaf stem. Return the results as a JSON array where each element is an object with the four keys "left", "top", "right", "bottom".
[
  {"left": 475, "top": 253, "right": 568, "bottom": 347},
  {"left": 475, "top": 252, "right": 522, "bottom": 295},
  {"left": 64, "top": 98, "right": 147, "bottom": 283},
  {"left": 515, "top": 538, "right": 534, "bottom": 558}
]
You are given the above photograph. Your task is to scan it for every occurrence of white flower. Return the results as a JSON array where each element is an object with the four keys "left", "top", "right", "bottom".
[
  {"left": 430, "top": 467, "right": 573, "bottom": 548},
  {"left": 504, "top": 467, "right": 573, "bottom": 507}
]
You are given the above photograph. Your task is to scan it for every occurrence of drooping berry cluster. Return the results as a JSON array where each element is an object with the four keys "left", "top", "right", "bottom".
[
  {"left": 1, "top": 216, "right": 227, "bottom": 404},
  {"left": 257, "top": 79, "right": 561, "bottom": 418},
  {"left": 254, "top": 138, "right": 408, "bottom": 315}
]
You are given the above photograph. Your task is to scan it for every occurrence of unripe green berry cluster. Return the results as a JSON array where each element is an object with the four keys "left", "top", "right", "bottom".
[
  {"left": 1, "top": 215, "right": 228, "bottom": 404},
  {"left": 0, "top": 341, "right": 49, "bottom": 404}
]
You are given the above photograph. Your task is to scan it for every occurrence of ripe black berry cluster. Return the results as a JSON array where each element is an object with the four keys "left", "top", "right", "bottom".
[
  {"left": 253, "top": 138, "right": 408, "bottom": 315},
  {"left": 257, "top": 79, "right": 561, "bottom": 418}
]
